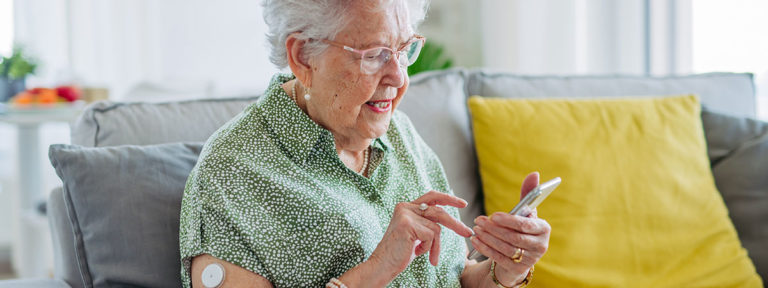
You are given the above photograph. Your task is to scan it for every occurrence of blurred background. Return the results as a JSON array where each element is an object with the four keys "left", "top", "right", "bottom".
[{"left": 0, "top": 0, "right": 767, "bottom": 279}]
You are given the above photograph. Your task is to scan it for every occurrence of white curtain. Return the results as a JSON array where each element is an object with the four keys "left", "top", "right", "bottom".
[
  {"left": 13, "top": 0, "right": 281, "bottom": 101},
  {"left": 479, "top": 0, "right": 691, "bottom": 76}
]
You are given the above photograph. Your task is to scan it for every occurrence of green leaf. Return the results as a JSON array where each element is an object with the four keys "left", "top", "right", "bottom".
[
  {"left": 0, "top": 46, "right": 38, "bottom": 79},
  {"left": 408, "top": 40, "right": 454, "bottom": 76}
]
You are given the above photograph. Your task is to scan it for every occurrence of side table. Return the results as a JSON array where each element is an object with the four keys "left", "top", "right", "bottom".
[{"left": 0, "top": 103, "right": 83, "bottom": 278}]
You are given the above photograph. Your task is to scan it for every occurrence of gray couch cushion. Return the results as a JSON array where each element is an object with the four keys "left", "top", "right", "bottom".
[
  {"left": 400, "top": 69, "right": 482, "bottom": 227},
  {"left": 71, "top": 97, "right": 258, "bottom": 147},
  {"left": 702, "top": 109, "right": 768, "bottom": 281},
  {"left": 468, "top": 71, "right": 756, "bottom": 118},
  {"left": 48, "top": 142, "right": 203, "bottom": 288},
  {"left": 48, "top": 187, "right": 80, "bottom": 288}
]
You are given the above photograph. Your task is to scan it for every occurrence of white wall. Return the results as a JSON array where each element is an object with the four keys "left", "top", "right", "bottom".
[
  {"left": 480, "top": 0, "right": 647, "bottom": 75},
  {"left": 478, "top": 0, "right": 691, "bottom": 76},
  {"left": 0, "top": 0, "right": 12, "bottom": 56},
  {"left": 12, "top": 0, "right": 70, "bottom": 87},
  {"left": 691, "top": 0, "right": 768, "bottom": 120}
]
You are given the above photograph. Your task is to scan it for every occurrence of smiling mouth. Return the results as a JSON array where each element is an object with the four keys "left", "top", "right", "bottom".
[{"left": 365, "top": 100, "right": 393, "bottom": 112}]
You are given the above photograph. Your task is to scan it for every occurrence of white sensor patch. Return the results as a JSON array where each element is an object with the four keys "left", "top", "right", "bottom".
[{"left": 201, "top": 263, "right": 225, "bottom": 288}]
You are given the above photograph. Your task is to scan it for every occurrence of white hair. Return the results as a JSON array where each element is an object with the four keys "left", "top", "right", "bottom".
[{"left": 262, "top": 0, "right": 430, "bottom": 68}]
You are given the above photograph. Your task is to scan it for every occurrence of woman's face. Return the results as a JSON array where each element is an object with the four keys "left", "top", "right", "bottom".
[{"left": 306, "top": 0, "right": 412, "bottom": 143}]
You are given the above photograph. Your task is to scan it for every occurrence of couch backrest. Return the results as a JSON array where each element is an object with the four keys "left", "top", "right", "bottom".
[
  {"left": 70, "top": 97, "right": 259, "bottom": 147},
  {"left": 467, "top": 71, "right": 756, "bottom": 117}
]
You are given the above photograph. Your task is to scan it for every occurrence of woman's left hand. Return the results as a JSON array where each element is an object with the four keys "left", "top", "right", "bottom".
[{"left": 470, "top": 172, "right": 551, "bottom": 286}]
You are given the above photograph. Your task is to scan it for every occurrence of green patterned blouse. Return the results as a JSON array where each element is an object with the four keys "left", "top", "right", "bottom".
[{"left": 179, "top": 74, "right": 466, "bottom": 287}]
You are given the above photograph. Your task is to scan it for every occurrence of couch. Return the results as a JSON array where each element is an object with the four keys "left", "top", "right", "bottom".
[{"left": 1, "top": 69, "right": 765, "bottom": 287}]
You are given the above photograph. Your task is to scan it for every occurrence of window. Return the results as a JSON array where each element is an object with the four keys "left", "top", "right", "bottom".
[
  {"left": 692, "top": 0, "right": 768, "bottom": 120},
  {"left": 0, "top": 0, "right": 12, "bottom": 55}
]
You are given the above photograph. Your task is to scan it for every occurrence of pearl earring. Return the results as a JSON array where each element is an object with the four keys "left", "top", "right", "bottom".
[{"left": 304, "top": 87, "right": 311, "bottom": 101}]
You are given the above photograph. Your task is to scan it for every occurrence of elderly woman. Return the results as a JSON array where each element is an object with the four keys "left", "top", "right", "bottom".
[{"left": 180, "top": 0, "right": 550, "bottom": 287}]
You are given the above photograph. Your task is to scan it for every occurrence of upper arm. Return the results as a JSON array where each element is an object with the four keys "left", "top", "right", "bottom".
[{"left": 191, "top": 254, "right": 273, "bottom": 288}]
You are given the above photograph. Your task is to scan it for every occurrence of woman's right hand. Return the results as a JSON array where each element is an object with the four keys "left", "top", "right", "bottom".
[{"left": 368, "top": 191, "right": 474, "bottom": 277}]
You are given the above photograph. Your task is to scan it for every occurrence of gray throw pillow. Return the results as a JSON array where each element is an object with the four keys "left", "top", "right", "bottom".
[
  {"left": 702, "top": 109, "right": 768, "bottom": 281},
  {"left": 48, "top": 142, "right": 203, "bottom": 288}
]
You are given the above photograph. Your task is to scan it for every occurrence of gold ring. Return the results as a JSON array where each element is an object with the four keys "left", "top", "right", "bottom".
[{"left": 511, "top": 247, "right": 524, "bottom": 263}]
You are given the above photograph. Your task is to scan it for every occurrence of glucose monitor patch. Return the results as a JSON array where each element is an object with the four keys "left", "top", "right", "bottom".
[{"left": 201, "top": 263, "right": 225, "bottom": 288}]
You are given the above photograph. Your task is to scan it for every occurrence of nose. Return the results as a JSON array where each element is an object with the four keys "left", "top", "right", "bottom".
[{"left": 380, "top": 52, "right": 405, "bottom": 88}]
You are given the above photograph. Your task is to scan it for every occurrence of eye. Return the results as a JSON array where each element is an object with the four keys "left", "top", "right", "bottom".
[
  {"left": 364, "top": 48, "right": 385, "bottom": 60},
  {"left": 378, "top": 50, "right": 393, "bottom": 62}
]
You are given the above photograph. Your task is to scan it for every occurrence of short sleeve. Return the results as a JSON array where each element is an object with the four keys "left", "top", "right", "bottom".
[{"left": 179, "top": 156, "right": 269, "bottom": 288}]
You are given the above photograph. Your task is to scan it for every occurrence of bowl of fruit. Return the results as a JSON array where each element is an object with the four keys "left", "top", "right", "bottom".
[{"left": 9, "top": 85, "right": 83, "bottom": 108}]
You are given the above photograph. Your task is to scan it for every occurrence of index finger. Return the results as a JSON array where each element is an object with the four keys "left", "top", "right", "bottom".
[
  {"left": 412, "top": 190, "right": 467, "bottom": 208},
  {"left": 423, "top": 205, "right": 473, "bottom": 238}
]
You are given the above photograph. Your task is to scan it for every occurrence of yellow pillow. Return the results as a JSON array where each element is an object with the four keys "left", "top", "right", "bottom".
[{"left": 468, "top": 95, "right": 762, "bottom": 287}]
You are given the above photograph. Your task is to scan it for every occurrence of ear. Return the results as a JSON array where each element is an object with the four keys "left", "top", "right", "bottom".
[{"left": 285, "top": 33, "right": 313, "bottom": 88}]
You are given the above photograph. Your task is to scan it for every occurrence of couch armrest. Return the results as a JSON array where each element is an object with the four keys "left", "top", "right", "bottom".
[
  {"left": 47, "top": 186, "right": 82, "bottom": 288},
  {"left": 0, "top": 279, "right": 72, "bottom": 288}
]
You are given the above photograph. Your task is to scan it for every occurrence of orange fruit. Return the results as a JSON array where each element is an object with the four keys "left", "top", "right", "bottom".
[
  {"left": 37, "top": 89, "right": 58, "bottom": 104},
  {"left": 11, "top": 92, "right": 35, "bottom": 105}
]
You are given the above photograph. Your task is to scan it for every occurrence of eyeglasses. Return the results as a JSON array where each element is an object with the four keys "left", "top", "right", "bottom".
[{"left": 321, "top": 35, "right": 425, "bottom": 75}]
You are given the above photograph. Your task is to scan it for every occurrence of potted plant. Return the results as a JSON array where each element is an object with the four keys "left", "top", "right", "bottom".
[{"left": 0, "top": 46, "right": 38, "bottom": 102}]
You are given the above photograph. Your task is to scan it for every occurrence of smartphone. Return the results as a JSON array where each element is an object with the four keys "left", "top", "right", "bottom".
[
  {"left": 468, "top": 177, "right": 561, "bottom": 260},
  {"left": 507, "top": 177, "right": 561, "bottom": 217}
]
